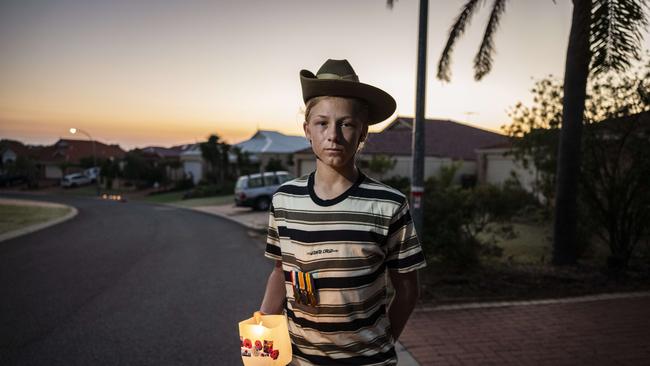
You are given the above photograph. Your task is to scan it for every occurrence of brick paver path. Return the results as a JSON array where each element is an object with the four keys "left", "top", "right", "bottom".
[{"left": 400, "top": 295, "right": 650, "bottom": 365}]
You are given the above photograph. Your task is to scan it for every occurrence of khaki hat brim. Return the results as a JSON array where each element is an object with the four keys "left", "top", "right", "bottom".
[{"left": 300, "top": 70, "right": 396, "bottom": 125}]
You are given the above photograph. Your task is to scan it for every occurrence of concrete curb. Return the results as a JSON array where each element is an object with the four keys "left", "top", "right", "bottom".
[
  {"left": 416, "top": 290, "right": 650, "bottom": 313},
  {"left": 175, "top": 204, "right": 267, "bottom": 232},
  {"left": 0, "top": 198, "right": 78, "bottom": 243}
]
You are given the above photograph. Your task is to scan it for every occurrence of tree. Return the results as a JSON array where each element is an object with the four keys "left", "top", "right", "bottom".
[
  {"left": 232, "top": 146, "right": 256, "bottom": 176},
  {"left": 368, "top": 154, "right": 397, "bottom": 180},
  {"left": 122, "top": 150, "right": 163, "bottom": 188},
  {"left": 5, "top": 156, "right": 39, "bottom": 188},
  {"left": 437, "top": 0, "right": 647, "bottom": 266},
  {"left": 100, "top": 157, "right": 120, "bottom": 190},
  {"left": 265, "top": 157, "right": 286, "bottom": 172},
  {"left": 503, "top": 59, "right": 650, "bottom": 271},
  {"left": 200, "top": 134, "right": 230, "bottom": 184}
]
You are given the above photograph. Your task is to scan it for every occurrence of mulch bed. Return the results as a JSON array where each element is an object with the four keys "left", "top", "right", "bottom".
[{"left": 419, "top": 260, "right": 650, "bottom": 305}]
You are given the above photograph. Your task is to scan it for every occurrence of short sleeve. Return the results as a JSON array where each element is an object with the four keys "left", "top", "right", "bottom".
[
  {"left": 385, "top": 198, "right": 427, "bottom": 273},
  {"left": 264, "top": 202, "right": 282, "bottom": 260}
]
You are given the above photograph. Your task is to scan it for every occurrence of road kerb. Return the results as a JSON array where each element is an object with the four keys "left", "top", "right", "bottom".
[
  {"left": 416, "top": 290, "right": 650, "bottom": 313},
  {"left": 0, "top": 198, "right": 78, "bottom": 242}
]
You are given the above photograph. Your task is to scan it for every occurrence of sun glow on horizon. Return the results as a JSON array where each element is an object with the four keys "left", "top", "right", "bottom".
[{"left": 2, "top": 0, "right": 648, "bottom": 149}]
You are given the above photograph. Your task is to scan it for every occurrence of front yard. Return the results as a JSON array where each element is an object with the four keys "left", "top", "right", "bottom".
[{"left": 0, "top": 204, "right": 72, "bottom": 234}]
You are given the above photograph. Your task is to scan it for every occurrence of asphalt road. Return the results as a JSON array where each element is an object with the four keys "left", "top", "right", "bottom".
[{"left": 0, "top": 193, "right": 272, "bottom": 365}]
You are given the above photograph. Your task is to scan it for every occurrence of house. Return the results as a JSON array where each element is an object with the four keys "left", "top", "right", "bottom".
[
  {"left": 140, "top": 144, "right": 195, "bottom": 182},
  {"left": 38, "top": 139, "right": 126, "bottom": 179},
  {"left": 233, "top": 130, "right": 311, "bottom": 173},
  {"left": 475, "top": 110, "right": 650, "bottom": 196},
  {"left": 178, "top": 144, "right": 204, "bottom": 185},
  {"left": 0, "top": 140, "right": 42, "bottom": 165},
  {"left": 293, "top": 117, "right": 508, "bottom": 182},
  {"left": 475, "top": 140, "right": 538, "bottom": 193}
]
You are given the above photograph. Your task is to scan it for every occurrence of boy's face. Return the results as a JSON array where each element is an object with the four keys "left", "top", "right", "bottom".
[{"left": 303, "top": 97, "right": 367, "bottom": 170}]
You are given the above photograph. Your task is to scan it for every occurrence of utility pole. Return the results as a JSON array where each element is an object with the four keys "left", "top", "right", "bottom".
[{"left": 411, "top": 0, "right": 428, "bottom": 236}]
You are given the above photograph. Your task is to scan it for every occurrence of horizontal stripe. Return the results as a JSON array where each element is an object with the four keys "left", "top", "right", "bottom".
[
  {"left": 290, "top": 330, "right": 392, "bottom": 355},
  {"left": 289, "top": 288, "right": 387, "bottom": 316},
  {"left": 282, "top": 253, "right": 384, "bottom": 273},
  {"left": 265, "top": 243, "right": 281, "bottom": 257},
  {"left": 386, "top": 250, "right": 426, "bottom": 270},
  {"left": 267, "top": 226, "right": 279, "bottom": 240},
  {"left": 287, "top": 305, "right": 385, "bottom": 333},
  {"left": 292, "top": 343, "right": 396, "bottom": 365},
  {"left": 386, "top": 206, "right": 411, "bottom": 238},
  {"left": 277, "top": 227, "right": 386, "bottom": 244},
  {"left": 276, "top": 187, "right": 404, "bottom": 208},
  {"left": 350, "top": 187, "right": 404, "bottom": 206},
  {"left": 284, "top": 266, "right": 385, "bottom": 290},
  {"left": 274, "top": 209, "right": 392, "bottom": 228},
  {"left": 276, "top": 183, "right": 309, "bottom": 196}
]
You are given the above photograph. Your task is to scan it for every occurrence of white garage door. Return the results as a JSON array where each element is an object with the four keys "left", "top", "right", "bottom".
[{"left": 184, "top": 161, "right": 203, "bottom": 184}]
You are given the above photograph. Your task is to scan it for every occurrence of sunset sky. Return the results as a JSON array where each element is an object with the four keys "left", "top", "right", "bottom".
[{"left": 1, "top": 0, "right": 649, "bottom": 150}]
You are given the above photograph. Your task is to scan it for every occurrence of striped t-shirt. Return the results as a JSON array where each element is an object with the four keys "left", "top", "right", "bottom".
[{"left": 265, "top": 169, "right": 427, "bottom": 366}]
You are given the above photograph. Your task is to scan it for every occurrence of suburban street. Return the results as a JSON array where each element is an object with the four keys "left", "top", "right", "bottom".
[{"left": 0, "top": 193, "right": 271, "bottom": 366}]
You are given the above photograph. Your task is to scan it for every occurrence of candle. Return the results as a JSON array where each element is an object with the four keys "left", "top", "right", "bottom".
[{"left": 238, "top": 312, "right": 291, "bottom": 365}]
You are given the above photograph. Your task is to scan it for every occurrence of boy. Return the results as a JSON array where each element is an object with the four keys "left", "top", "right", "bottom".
[{"left": 260, "top": 59, "right": 426, "bottom": 365}]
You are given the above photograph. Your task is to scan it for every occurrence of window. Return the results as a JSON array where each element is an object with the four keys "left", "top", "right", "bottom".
[
  {"left": 264, "top": 174, "right": 280, "bottom": 186},
  {"left": 248, "top": 177, "right": 263, "bottom": 188}
]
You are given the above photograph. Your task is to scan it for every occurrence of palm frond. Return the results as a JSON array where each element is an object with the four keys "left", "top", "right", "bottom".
[
  {"left": 590, "top": 0, "right": 649, "bottom": 75},
  {"left": 473, "top": 0, "right": 508, "bottom": 80},
  {"left": 437, "top": 0, "right": 485, "bottom": 82}
]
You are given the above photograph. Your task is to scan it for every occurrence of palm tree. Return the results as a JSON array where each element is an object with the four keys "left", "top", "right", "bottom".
[
  {"left": 200, "top": 134, "right": 223, "bottom": 184},
  {"left": 437, "top": 0, "right": 647, "bottom": 265}
]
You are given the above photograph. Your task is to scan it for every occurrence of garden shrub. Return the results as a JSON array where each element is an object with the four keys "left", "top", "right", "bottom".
[{"left": 421, "top": 165, "right": 538, "bottom": 272}]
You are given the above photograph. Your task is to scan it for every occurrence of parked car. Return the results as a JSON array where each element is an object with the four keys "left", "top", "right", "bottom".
[
  {"left": 61, "top": 173, "right": 92, "bottom": 188},
  {"left": 0, "top": 173, "right": 27, "bottom": 187},
  {"left": 84, "top": 167, "right": 100, "bottom": 183},
  {"left": 235, "top": 171, "right": 294, "bottom": 211}
]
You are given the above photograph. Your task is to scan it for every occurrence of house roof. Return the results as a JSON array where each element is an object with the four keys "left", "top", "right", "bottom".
[
  {"left": 0, "top": 139, "right": 43, "bottom": 159},
  {"left": 140, "top": 144, "right": 196, "bottom": 159},
  {"left": 235, "top": 130, "right": 310, "bottom": 154},
  {"left": 38, "top": 139, "right": 126, "bottom": 164},
  {"left": 359, "top": 117, "right": 508, "bottom": 160}
]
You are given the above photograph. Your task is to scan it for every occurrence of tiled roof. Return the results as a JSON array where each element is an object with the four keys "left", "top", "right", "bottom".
[
  {"left": 293, "top": 117, "right": 508, "bottom": 160},
  {"left": 0, "top": 139, "right": 43, "bottom": 158},
  {"left": 38, "top": 139, "right": 126, "bottom": 164},
  {"left": 361, "top": 117, "right": 508, "bottom": 160}
]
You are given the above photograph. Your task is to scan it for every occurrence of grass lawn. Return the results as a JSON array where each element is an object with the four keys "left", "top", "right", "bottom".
[
  {"left": 60, "top": 184, "right": 236, "bottom": 208},
  {"left": 139, "top": 191, "right": 235, "bottom": 208},
  {"left": 489, "top": 221, "right": 611, "bottom": 265},
  {"left": 0, "top": 204, "right": 71, "bottom": 234},
  {"left": 494, "top": 222, "right": 552, "bottom": 264},
  {"left": 59, "top": 185, "right": 132, "bottom": 197},
  {"left": 418, "top": 219, "right": 649, "bottom": 305}
]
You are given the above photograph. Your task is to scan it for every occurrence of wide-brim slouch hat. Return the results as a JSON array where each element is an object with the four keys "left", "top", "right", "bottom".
[{"left": 300, "top": 59, "right": 396, "bottom": 125}]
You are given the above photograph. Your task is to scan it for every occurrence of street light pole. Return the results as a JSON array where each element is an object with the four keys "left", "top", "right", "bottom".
[
  {"left": 411, "top": 0, "right": 428, "bottom": 237},
  {"left": 70, "top": 128, "right": 100, "bottom": 196}
]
